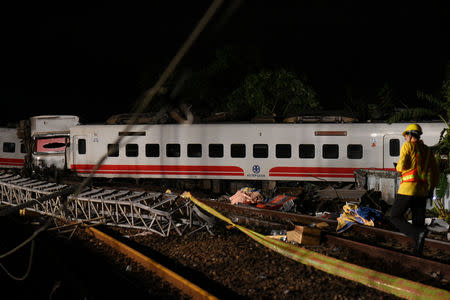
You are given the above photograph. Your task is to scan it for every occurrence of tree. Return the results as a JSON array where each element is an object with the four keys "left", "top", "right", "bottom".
[
  {"left": 134, "top": 44, "right": 264, "bottom": 120},
  {"left": 226, "top": 69, "right": 320, "bottom": 120}
]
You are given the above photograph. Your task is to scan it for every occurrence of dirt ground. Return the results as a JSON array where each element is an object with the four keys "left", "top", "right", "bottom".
[{"left": 91, "top": 219, "right": 448, "bottom": 300}]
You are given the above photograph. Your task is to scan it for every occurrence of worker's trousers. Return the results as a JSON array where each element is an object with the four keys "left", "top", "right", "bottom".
[{"left": 389, "top": 194, "right": 426, "bottom": 241}]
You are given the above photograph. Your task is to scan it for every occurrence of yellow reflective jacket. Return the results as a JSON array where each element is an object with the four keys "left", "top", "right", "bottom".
[{"left": 396, "top": 141, "right": 439, "bottom": 197}]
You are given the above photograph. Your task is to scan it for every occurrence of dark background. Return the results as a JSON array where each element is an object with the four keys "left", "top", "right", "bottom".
[{"left": 1, "top": 1, "right": 449, "bottom": 125}]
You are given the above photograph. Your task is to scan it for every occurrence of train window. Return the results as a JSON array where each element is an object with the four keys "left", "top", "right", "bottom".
[
  {"left": 126, "top": 144, "right": 139, "bottom": 157},
  {"left": 107, "top": 144, "right": 119, "bottom": 157},
  {"left": 166, "top": 144, "right": 180, "bottom": 157},
  {"left": 78, "top": 139, "right": 86, "bottom": 155},
  {"left": 253, "top": 144, "right": 268, "bottom": 158},
  {"left": 347, "top": 144, "right": 363, "bottom": 159},
  {"left": 20, "top": 143, "right": 26, "bottom": 153},
  {"left": 276, "top": 144, "right": 291, "bottom": 158},
  {"left": 3, "top": 142, "right": 15, "bottom": 153},
  {"left": 299, "top": 144, "right": 315, "bottom": 158},
  {"left": 231, "top": 144, "right": 246, "bottom": 158},
  {"left": 323, "top": 144, "right": 339, "bottom": 159},
  {"left": 209, "top": 144, "right": 223, "bottom": 158},
  {"left": 389, "top": 139, "right": 400, "bottom": 156},
  {"left": 188, "top": 144, "right": 202, "bottom": 157},
  {"left": 145, "top": 144, "right": 160, "bottom": 157}
]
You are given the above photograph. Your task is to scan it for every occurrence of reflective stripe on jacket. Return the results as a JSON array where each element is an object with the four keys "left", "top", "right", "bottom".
[{"left": 399, "top": 142, "right": 432, "bottom": 185}]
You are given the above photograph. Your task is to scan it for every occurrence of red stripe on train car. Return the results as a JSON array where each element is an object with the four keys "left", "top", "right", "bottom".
[
  {"left": 75, "top": 171, "right": 244, "bottom": 176},
  {"left": 269, "top": 167, "right": 396, "bottom": 177},
  {"left": 71, "top": 164, "right": 245, "bottom": 176},
  {"left": 269, "top": 166, "right": 358, "bottom": 174},
  {"left": 0, "top": 158, "right": 24, "bottom": 166},
  {"left": 269, "top": 173, "right": 355, "bottom": 178}
]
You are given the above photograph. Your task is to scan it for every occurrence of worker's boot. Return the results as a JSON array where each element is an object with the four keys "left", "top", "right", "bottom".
[{"left": 414, "top": 228, "right": 427, "bottom": 256}]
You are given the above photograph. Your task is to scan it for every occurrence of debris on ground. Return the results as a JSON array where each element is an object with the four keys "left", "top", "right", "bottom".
[
  {"left": 229, "top": 187, "right": 264, "bottom": 205},
  {"left": 425, "top": 218, "right": 449, "bottom": 233},
  {"left": 256, "top": 194, "right": 297, "bottom": 211},
  {"left": 316, "top": 185, "right": 367, "bottom": 202},
  {"left": 286, "top": 225, "right": 321, "bottom": 245},
  {"left": 227, "top": 187, "right": 298, "bottom": 212},
  {"left": 336, "top": 203, "right": 386, "bottom": 233}
]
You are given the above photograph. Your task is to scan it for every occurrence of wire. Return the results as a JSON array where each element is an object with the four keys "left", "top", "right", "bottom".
[{"left": 0, "top": 239, "right": 35, "bottom": 281}]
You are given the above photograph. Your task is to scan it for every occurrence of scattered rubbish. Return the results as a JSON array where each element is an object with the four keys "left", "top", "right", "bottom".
[
  {"left": 229, "top": 187, "right": 264, "bottom": 205},
  {"left": 286, "top": 225, "right": 321, "bottom": 245},
  {"left": 257, "top": 194, "right": 297, "bottom": 211},
  {"left": 431, "top": 272, "right": 441, "bottom": 279},
  {"left": 270, "top": 229, "right": 287, "bottom": 236},
  {"left": 228, "top": 187, "right": 298, "bottom": 212},
  {"left": 316, "top": 186, "right": 367, "bottom": 201},
  {"left": 315, "top": 211, "right": 339, "bottom": 220},
  {"left": 425, "top": 218, "right": 449, "bottom": 233},
  {"left": 336, "top": 203, "right": 385, "bottom": 233},
  {"left": 267, "top": 229, "right": 287, "bottom": 241},
  {"left": 267, "top": 235, "right": 287, "bottom": 242}
]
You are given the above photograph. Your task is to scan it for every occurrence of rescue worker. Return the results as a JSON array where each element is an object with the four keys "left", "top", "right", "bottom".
[{"left": 390, "top": 124, "right": 439, "bottom": 255}]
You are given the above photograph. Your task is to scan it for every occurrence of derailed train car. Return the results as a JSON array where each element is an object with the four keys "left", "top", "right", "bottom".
[
  {"left": 31, "top": 115, "right": 80, "bottom": 171},
  {"left": 0, "top": 127, "right": 26, "bottom": 169},
  {"left": 65, "top": 122, "right": 445, "bottom": 190}
]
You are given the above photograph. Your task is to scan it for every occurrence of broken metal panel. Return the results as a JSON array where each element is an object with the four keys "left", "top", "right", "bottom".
[
  {"left": 32, "top": 153, "right": 67, "bottom": 170},
  {"left": 30, "top": 115, "right": 80, "bottom": 137}
]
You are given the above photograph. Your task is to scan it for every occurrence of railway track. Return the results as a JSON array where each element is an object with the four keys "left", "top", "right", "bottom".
[
  {"left": 82, "top": 226, "right": 218, "bottom": 299},
  {"left": 202, "top": 199, "right": 450, "bottom": 256},
  {"left": 199, "top": 198, "right": 450, "bottom": 280},
  {"left": 1, "top": 171, "right": 449, "bottom": 299}
]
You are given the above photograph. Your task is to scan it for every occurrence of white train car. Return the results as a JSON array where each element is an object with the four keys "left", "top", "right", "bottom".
[
  {"left": 68, "top": 122, "right": 445, "bottom": 183},
  {"left": 0, "top": 127, "right": 25, "bottom": 169}
]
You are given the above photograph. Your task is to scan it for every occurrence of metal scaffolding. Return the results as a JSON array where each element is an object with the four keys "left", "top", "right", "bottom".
[{"left": 0, "top": 171, "right": 212, "bottom": 236}]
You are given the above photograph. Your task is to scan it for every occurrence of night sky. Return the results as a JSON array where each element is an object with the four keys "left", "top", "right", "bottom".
[{"left": 1, "top": 1, "right": 449, "bottom": 125}]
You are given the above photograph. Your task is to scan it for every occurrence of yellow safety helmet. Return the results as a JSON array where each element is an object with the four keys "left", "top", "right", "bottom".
[{"left": 402, "top": 124, "right": 423, "bottom": 136}]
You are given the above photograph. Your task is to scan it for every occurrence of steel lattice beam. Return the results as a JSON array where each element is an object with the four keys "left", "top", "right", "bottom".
[{"left": 0, "top": 171, "right": 210, "bottom": 236}]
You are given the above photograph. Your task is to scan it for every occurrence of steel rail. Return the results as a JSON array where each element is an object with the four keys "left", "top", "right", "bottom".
[
  {"left": 224, "top": 209, "right": 450, "bottom": 281},
  {"left": 85, "top": 226, "right": 218, "bottom": 300},
  {"left": 324, "top": 234, "right": 450, "bottom": 281},
  {"left": 200, "top": 198, "right": 450, "bottom": 256}
]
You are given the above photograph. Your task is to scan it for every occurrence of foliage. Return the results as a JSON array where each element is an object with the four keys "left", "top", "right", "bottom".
[
  {"left": 387, "top": 65, "right": 449, "bottom": 123},
  {"left": 134, "top": 45, "right": 263, "bottom": 118},
  {"left": 226, "top": 69, "right": 320, "bottom": 120},
  {"left": 344, "top": 94, "right": 369, "bottom": 121},
  {"left": 344, "top": 83, "right": 402, "bottom": 122},
  {"left": 433, "top": 173, "right": 449, "bottom": 221}
]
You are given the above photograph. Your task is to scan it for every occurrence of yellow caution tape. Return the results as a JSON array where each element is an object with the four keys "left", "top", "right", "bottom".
[{"left": 182, "top": 192, "right": 450, "bottom": 300}]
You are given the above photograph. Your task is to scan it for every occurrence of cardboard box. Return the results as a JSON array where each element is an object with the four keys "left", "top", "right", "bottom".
[{"left": 286, "top": 225, "right": 321, "bottom": 245}]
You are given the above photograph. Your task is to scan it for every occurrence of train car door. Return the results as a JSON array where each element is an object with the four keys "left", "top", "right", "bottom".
[
  {"left": 71, "top": 136, "right": 88, "bottom": 172},
  {"left": 383, "top": 134, "right": 402, "bottom": 170}
]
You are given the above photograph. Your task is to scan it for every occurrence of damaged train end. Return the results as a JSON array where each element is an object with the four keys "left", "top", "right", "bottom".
[{"left": 31, "top": 115, "right": 80, "bottom": 173}]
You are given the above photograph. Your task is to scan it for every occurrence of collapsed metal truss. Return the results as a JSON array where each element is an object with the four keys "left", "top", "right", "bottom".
[{"left": 0, "top": 171, "right": 212, "bottom": 236}]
